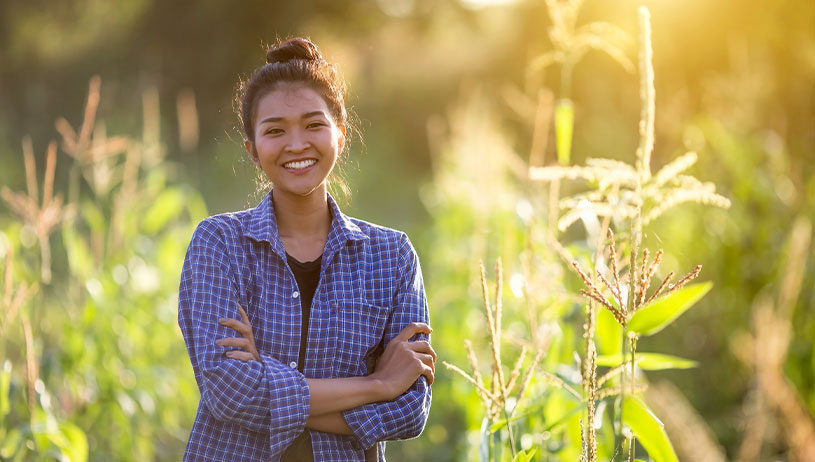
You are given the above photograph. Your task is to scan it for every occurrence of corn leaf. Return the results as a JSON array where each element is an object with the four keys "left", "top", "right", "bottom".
[
  {"left": 627, "top": 282, "right": 712, "bottom": 336},
  {"left": 623, "top": 396, "right": 678, "bottom": 462},
  {"left": 596, "top": 353, "right": 698, "bottom": 370},
  {"left": 597, "top": 306, "right": 623, "bottom": 355},
  {"left": 513, "top": 448, "right": 538, "bottom": 462},
  {"left": 555, "top": 99, "right": 574, "bottom": 165}
]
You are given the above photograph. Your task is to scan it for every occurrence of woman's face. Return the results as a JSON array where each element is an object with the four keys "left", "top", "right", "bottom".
[{"left": 246, "top": 83, "right": 345, "bottom": 201}]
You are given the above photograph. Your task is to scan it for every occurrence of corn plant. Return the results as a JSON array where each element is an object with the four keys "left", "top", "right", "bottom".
[
  {"left": 1, "top": 76, "right": 205, "bottom": 461},
  {"left": 439, "top": 5, "right": 731, "bottom": 462},
  {"left": 529, "top": 7, "right": 729, "bottom": 462}
]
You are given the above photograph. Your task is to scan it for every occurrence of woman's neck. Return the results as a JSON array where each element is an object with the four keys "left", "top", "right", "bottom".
[{"left": 272, "top": 188, "right": 331, "bottom": 261}]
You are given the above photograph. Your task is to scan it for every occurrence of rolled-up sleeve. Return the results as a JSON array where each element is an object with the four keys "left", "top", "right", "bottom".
[
  {"left": 178, "top": 219, "right": 310, "bottom": 452},
  {"left": 342, "top": 233, "right": 432, "bottom": 450}
]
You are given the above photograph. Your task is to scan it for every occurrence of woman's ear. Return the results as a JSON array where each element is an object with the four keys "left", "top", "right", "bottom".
[
  {"left": 244, "top": 139, "right": 260, "bottom": 167},
  {"left": 337, "top": 125, "right": 347, "bottom": 154}
]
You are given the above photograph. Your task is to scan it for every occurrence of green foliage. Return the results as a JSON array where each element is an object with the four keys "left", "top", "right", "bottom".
[
  {"left": 622, "top": 396, "right": 678, "bottom": 462},
  {"left": 0, "top": 80, "right": 203, "bottom": 461},
  {"left": 554, "top": 99, "right": 574, "bottom": 165},
  {"left": 596, "top": 353, "right": 697, "bottom": 370},
  {"left": 627, "top": 282, "right": 712, "bottom": 336}
]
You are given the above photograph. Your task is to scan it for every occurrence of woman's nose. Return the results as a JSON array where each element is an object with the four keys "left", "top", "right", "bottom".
[{"left": 285, "top": 129, "right": 309, "bottom": 153}]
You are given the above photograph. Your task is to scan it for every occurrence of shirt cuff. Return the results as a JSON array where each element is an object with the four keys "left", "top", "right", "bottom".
[
  {"left": 260, "top": 354, "right": 311, "bottom": 452},
  {"left": 342, "top": 402, "right": 383, "bottom": 450}
]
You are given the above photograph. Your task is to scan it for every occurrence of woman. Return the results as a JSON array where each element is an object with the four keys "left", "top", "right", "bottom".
[{"left": 178, "top": 38, "right": 435, "bottom": 461}]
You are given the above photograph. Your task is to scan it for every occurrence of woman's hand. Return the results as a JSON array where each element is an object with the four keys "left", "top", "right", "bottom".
[
  {"left": 370, "top": 322, "right": 436, "bottom": 401},
  {"left": 216, "top": 304, "right": 260, "bottom": 362}
]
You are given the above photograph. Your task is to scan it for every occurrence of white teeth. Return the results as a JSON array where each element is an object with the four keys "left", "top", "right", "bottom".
[{"left": 284, "top": 159, "right": 316, "bottom": 169}]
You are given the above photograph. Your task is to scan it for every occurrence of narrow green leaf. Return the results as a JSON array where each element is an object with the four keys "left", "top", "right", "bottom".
[
  {"left": 0, "top": 427, "right": 22, "bottom": 458},
  {"left": 623, "top": 396, "right": 678, "bottom": 462},
  {"left": 58, "top": 422, "right": 88, "bottom": 462},
  {"left": 597, "top": 305, "right": 623, "bottom": 355},
  {"left": 555, "top": 99, "right": 574, "bottom": 165},
  {"left": 596, "top": 353, "right": 698, "bottom": 370},
  {"left": 80, "top": 200, "right": 107, "bottom": 235},
  {"left": 62, "top": 227, "right": 93, "bottom": 278},
  {"left": 0, "top": 362, "right": 10, "bottom": 420},
  {"left": 142, "top": 188, "right": 185, "bottom": 234},
  {"left": 627, "top": 282, "right": 712, "bottom": 336},
  {"left": 513, "top": 448, "right": 537, "bottom": 462}
]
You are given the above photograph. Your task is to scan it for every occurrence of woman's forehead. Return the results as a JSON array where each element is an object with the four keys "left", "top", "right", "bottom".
[{"left": 255, "top": 83, "right": 331, "bottom": 121}]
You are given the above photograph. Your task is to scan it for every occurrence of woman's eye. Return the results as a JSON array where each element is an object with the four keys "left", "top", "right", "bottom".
[
  {"left": 265, "top": 128, "right": 283, "bottom": 136},
  {"left": 307, "top": 122, "right": 325, "bottom": 129}
]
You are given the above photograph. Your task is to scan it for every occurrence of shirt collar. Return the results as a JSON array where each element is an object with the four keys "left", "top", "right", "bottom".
[{"left": 244, "top": 190, "right": 368, "bottom": 258}]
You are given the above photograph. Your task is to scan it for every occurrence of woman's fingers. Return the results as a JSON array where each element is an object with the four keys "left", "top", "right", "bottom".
[
  {"left": 217, "top": 305, "right": 260, "bottom": 361},
  {"left": 407, "top": 340, "right": 436, "bottom": 362},
  {"left": 417, "top": 353, "right": 435, "bottom": 372},
  {"left": 420, "top": 362, "right": 435, "bottom": 386},
  {"left": 216, "top": 337, "right": 252, "bottom": 350},
  {"left": 219, "top": 317, "right": 250, "bottom": 337},
  {"left": 237, "top": 304, "right": 252, "bottom": 331},
  {"left": 226, "top": 350, "right": 256, "bottom": 362},
  {"left": 394, "top": 322, "right": 432, "bottom": 343}
]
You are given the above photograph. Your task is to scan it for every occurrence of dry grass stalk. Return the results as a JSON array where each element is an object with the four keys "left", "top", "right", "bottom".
[
  {"left": 645, "top": 271, "right": 674, "bottom": 304},
  {"left": 595, "top": 383, "right": 647, "bottom": 401},
  {"left": 597, "top": 359, "right": 642, "bottom": 388},
  {"left": 665, "top": 265, "right": 702, "bottom": 297},
  {"left": 596, "top": 270, "right": 623, "bottom": 309},
  {"left": 1, "top": 138, "right": 74, "bottom": 283},
  {"left": 735, "top": 217, "right": 815, "bottom": 461},
  {"left": 1, "top": 247, "right": 37, "bottom": 331},
  {"left": 444, "top": 258, "right": 548, "bottom": 454},
  {"left": 640, "top": 249, "right": 662, "bottom": 305},
  {"left": 21, "top": 313, "right": 38, "bottom": 420},
  {"left": 539, "top": 370, "right": 583, "bottom": 401},
  {"left": 55, "top": 75, "right": 101, "bottom": 161},
  {"left": 505, "top": 345, "right": 528, "bottom": 394}
]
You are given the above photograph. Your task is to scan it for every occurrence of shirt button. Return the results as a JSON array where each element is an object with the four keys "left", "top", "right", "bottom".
[
  {"left": 289, "top": 361, "right": 297, "bottom": 369},
  {"left": 292, "top": 291, "right": 300, "bottom": 299}
]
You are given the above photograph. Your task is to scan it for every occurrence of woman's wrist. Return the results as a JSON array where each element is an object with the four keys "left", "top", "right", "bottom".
[{"left": 365, "top": 374, "right": 392, "bottom": 403}]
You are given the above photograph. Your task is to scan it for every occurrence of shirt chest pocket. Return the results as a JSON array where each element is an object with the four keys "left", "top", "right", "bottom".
[{"left": 333, "top": 299, "right": 390, "bottom": 377}]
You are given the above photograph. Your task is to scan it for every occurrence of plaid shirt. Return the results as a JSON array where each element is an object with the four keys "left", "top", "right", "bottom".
[{"left": 178, "top": 191, "right": 431, "bottom": 462}]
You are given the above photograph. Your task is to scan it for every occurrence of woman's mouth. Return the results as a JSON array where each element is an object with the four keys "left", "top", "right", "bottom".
[{"left": 283, "top": 159, "right": 317, "bottom": 170}]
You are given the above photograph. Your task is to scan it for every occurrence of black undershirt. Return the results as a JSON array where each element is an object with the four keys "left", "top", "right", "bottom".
[
  {"left": 281, "top": 253, "right": 321, "bottom": 462},
  {"left": 280, "top": 253, "right": 379, "bottom": 461}
]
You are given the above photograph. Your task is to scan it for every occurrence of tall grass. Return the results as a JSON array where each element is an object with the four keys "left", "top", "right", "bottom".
[{"left": 442, "top": 5, "right": 729, "bottom": 461}]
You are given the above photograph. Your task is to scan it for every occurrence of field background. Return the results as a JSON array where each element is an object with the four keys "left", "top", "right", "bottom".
[{"left": 1, "top": 0, "right": 813, "bottom": 461}]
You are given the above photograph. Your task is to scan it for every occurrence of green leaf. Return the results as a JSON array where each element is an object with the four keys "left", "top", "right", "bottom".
[
  {"left": 0, "top": 361, "right": 10, "bottom": 421},
  {"left": 596, "top": 353, "right": 698, "bottom": 370},
  {"left": 627, "top": 282, "right": 712, "bottom": 336},
  {"left": 555, "top": 99, "right": 574, "bottom": 165},
  {"left": 623, "top": 396, "right": 678, "bottom": 462},
  {"left": 0, "top": 427, "right": 22, "bottom": 458},
  {"left": 142, "top": 188, "right": 186, "bottom": 234},
  {"left": 62, "top": 227, "right": 93, "bottom": 278},
  {"left": 57, "top": 422, "right": 88, "bottom": 462},
  {"left": 513, "top": 448, "right": 538, "bottom": 462},
  {"left": 80, "top": 200, "right": 107, "bottom": 235},
  {"left": 597, "top": 305, "right": 623, "bottom": 355}
]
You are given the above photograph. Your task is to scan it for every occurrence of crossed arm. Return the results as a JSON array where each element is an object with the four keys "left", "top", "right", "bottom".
[
  {"left": 218, "top": 305, "right": 436, "bottom": 434},
  {"left": 179, "top": 221, "right": 434, "bottom": 451}
]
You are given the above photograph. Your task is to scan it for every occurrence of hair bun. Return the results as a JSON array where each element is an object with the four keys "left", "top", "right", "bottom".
[{"left": 266, "top": 37, "right": 323, "bottom": 64}]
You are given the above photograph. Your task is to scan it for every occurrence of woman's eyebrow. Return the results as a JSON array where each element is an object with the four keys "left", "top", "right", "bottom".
[{"left": 258, "top": 111, "right": 327, "bottom": 125}]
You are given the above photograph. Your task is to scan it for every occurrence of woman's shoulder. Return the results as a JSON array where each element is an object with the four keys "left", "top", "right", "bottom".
[
  {"left": 346, "top": 216, "right": 417, "bottom": 259},
  {"left": 348, "top": 216, "right": 407, "bottom": 242},
  {"left": 189, "top": 208, "right": 255, "bottom": 246}
]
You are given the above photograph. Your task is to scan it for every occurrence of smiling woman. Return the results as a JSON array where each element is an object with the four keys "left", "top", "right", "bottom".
[{"left": 177, "top": 38, "right": 436, "bottom": 462}]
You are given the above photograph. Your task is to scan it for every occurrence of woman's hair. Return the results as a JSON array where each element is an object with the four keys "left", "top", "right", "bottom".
[
  {"left": 235, "top": 37, "right": 354, "bottom": 200},
  {"left": 236, "top": 37, "right": 348, "bottom": 144}
]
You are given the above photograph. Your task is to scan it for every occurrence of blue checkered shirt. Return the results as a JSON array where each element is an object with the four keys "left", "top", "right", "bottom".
[{"left": 178, "top": 191, "right": 432, "bottom": 461}]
